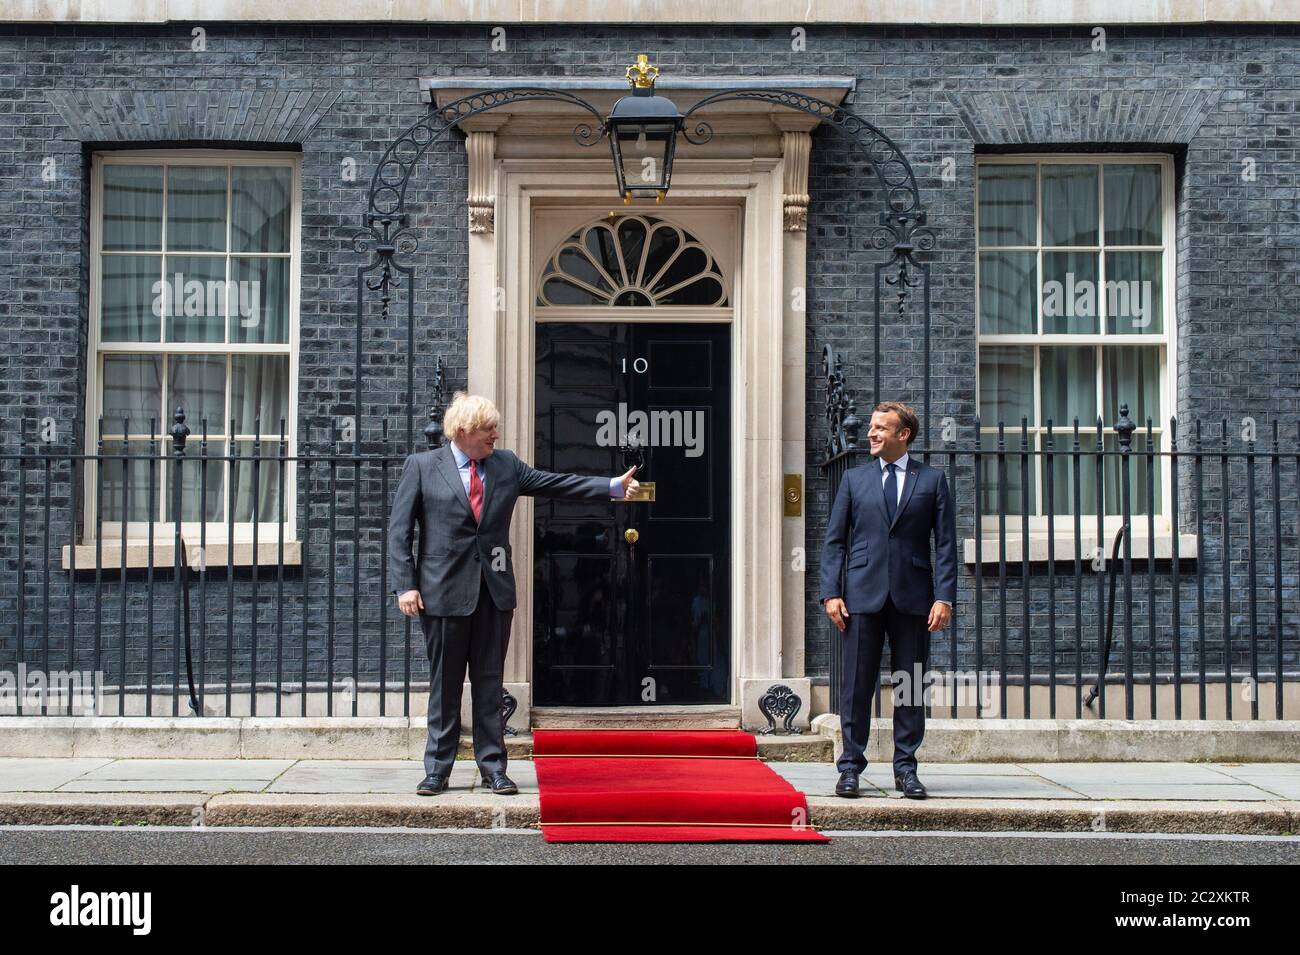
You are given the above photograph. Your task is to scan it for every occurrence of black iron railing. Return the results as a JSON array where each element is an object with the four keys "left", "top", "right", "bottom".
[
  {"left": 2, "top": 399, "right": 1298, "bottom": 721},
  {"left": 0, "top": 404, "right": 460, "bottom": 718},
  {"left": 820, "top": 406, "right": 1300, "bottom": 721}
]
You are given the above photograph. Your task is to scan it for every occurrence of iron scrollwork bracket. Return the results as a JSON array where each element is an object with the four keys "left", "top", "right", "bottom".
[
  {"left": 352, "top": 212, "right": 419, "bottom": 330},
  {"left": 502, "top": 688, "right": 519, "bottom": 737},
  {"left": 873, "top": 211, "right": 936, "bottom": 326},
  {"left": 822, "top": 345, "right": 862, "bottom": 459},
  {"left": 757, "top": 683, "right": 804, "bottom": 735}
]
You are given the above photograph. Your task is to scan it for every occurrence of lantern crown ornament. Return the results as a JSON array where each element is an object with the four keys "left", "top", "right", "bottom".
[
  {"left": 625, "top": 53, "right": 659, "bottom": 89},
  {"left": 607, "top": 55, "right": 684, "bottom": 203}
]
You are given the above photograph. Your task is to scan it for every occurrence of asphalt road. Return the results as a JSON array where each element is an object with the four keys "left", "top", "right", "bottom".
[{"left": 4, "top": 826, "right": 1299, "bottom": 864}]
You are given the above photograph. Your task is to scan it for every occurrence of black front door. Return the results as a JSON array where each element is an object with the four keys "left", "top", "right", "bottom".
[{"left": 533, "top": 322, "right": 731, "bottom": 706}]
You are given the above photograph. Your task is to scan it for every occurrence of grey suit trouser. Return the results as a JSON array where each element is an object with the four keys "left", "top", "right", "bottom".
[{"left": 419, "top": 573, "right": 513, "bottom": 778}]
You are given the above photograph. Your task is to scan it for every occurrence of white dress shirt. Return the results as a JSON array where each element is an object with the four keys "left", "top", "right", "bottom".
[{"left": 450, "top": 442, "right": 623, "bottom": 499}]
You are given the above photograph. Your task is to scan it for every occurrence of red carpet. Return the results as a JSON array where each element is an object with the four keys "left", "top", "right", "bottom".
[{"left": 533, "top": 729, "right": 830, "bottom": 843}]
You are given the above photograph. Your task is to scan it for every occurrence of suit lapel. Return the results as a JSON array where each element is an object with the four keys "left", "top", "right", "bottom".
[
  {"left": 435, "top": 444, "right": 474, "bottom": 520},
  {"left": 891, "top": 459, "right": 923, "bottom": 530}
]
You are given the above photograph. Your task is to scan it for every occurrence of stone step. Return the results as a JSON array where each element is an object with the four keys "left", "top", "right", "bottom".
[
  {"left": 530, "top": 705, "right": 741, "bottom": 730},
  {"left": 456, "top": 732, "right": 830, "bottom": 762},
  {"left": 9, "top": 716, "right": 1299, "bottom": 763}
]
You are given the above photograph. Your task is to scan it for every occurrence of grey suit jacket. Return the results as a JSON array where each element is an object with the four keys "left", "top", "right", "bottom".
[{"left": 387, "top": 445, "right": 612, "bottom": 616}]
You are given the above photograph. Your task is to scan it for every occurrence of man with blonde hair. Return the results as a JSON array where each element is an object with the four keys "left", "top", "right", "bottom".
[{"left": 388, "top": 391, "right": 639, "bottom": 795}]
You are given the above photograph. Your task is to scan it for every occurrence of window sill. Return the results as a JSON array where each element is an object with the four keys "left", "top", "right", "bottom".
[
  {"left": 963, "top": 532, "right": 1198, "bottom": 566},
  {"left": 62, "top": 541, "right": 303, "bottom": 571}
]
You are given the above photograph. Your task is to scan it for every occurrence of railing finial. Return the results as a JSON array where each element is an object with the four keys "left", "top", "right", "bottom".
[
  {"left": 1115, "top": 403, "right": 1136, "bottom": 451},
  {"left": 424, "top": 356, "right": 447, "bottom": 449},
  {"left": 842, "top": 405, "right": 862, "bottom": 450},
  {"left": 170, "top": 406, "right": 190, "bottom": 454}
]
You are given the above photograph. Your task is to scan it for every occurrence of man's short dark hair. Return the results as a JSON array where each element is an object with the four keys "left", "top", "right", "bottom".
[{"left": 873, "top": 401, "right": 919, "bottom": 446}]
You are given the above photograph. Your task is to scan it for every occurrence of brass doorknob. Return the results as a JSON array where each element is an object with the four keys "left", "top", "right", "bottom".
[{"left": 624, "top": 528, "right": 640, "bottom": 545}]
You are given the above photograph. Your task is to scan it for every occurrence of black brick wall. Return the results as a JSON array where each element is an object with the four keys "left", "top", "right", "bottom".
[{"left": 0, "top": 23, "right": 1296, "bottom": 701}]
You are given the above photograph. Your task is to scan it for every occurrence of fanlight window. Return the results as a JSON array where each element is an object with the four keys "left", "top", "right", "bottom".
[{"left": 537, "top": 215, "right": 729, "bottom": 307}]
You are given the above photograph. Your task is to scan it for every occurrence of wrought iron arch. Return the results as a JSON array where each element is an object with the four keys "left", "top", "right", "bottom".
[
  {"left": 682, "top": 89, "right": 926, "bottom": 221},
  {"left": 681, "top": 89, "right": 936, "bottom": 455},
  {"left": 351, "top": 89, "right": 610, "bottom": 450},
  {"left": 353, "top": 84, "right": 935, "bottom": 454},
  {"left": 367, "top": 89, "right": 607, "bottom": 222}
]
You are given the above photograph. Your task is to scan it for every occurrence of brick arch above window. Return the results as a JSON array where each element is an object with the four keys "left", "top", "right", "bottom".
[
  {"left": 946, "top": 88, "right": 1220, "bottom": 146},
  {"left": 45, "top": 89, "right": 341, "bottom": 144}
]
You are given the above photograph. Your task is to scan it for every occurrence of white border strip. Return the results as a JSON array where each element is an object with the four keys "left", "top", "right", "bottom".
[{"left": 2, "top": 0, "right": 1296, "bottom": 26}]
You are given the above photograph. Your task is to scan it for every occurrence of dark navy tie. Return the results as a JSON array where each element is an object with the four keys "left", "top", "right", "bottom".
[{"left": 884, "top": 462, "right": 898, "bottom": 523}]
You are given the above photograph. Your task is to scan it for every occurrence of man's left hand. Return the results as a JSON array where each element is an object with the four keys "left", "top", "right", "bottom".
[
  {"left": 927, "top": 601, "right": 952, "bottom": 632},
  {"left": 619, "top": 464, "right": 640, "bottom": 500}
]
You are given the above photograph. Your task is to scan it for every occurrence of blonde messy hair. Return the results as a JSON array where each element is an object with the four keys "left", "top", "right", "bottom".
[{"left": 443, "top": 391, "right": 500, "bottom": 438}]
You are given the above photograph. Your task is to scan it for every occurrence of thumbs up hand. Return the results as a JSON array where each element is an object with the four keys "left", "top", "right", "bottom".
[{"left": 619, "top": 465, "right": 640, "bottom": 500}]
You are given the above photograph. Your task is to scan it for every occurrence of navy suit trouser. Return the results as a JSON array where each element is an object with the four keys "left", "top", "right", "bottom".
[
  {"left": 420, "top": 573, "right": 512, "bottom": 778},
  {"left": 837, "top": 595, "right": 930, "bottom": 775}
]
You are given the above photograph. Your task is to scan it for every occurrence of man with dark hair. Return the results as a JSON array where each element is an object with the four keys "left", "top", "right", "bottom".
[{"left": 819, "top": 400, "right": 957, "bottom": 799}]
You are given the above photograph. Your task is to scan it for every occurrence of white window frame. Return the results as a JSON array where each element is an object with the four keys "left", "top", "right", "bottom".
[
  {"left": 974, "top": 153, "right": 1177, "bottom": 537},
  {"left": 83, "top": 149, "right": 301, "bottom": 548}
]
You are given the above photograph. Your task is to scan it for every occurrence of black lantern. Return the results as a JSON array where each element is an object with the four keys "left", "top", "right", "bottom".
[{"left": 606, "top": 55, "right": 683, "bottom": 202}]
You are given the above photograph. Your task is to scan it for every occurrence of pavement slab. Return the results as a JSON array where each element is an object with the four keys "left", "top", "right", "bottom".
[
  {"left": 866, "top": 772, "right": 1084, "bottom": 800},
  {"left": 53, "top": 758, "right": 292, "bottom": 794},
  {"left": 1208, "top": 764, "right": 1300, "bottom": 799},
  {"left": 1, "top": 758, "right": 1299, "bottom": 834},
  {"left": 1019, "top": 762, "right": 1282, "bottom": 800},
  {"left": 0, "top": 758, "right": 116, "bottom": 792},
  {"left": 268, "top": 760, "right": 473, "bottom": 794}
]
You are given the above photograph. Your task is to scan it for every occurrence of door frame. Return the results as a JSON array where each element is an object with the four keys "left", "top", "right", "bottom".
[{"left": 467, "top": 155, "right": 800, "bottom": 719}]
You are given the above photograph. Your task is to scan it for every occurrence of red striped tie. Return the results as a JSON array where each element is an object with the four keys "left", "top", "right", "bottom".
[{"left": 468, "top": 458, "right": 484, "bottom": 522}]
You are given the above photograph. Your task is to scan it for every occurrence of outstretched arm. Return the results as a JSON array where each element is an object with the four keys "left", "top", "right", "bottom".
[{"left": 514, "top": 451, "right": 622, "bottom": 500}]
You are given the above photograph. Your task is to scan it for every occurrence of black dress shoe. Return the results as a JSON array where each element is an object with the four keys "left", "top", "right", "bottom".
[
  {"left": 484, "top": 771, "right": 518, "bottom": 795},
  {"left": 895, "top": 770, "right": 927, "bottom": 799},
  {"left": 416, "top": 773, "right": 448, "bottom": 796},
  {"left": 834, "top": 769, "right": 861, "bottom": 798}
]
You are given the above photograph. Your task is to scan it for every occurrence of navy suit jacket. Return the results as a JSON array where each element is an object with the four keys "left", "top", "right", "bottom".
[{"left": 818, "top": 455, "right": 958, "bottom": 617}]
